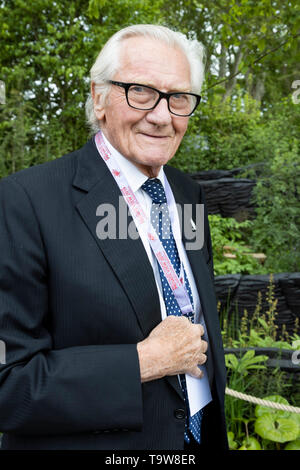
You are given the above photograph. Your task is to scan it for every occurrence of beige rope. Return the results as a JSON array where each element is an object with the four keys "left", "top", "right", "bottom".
[{"left": 225, "top": 387, "right": 300, "bottom": 414}]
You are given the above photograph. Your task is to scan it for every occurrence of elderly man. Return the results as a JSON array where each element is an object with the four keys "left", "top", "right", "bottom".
[{"left": 0, "top": 24, "right": 227, "bottom": 450}]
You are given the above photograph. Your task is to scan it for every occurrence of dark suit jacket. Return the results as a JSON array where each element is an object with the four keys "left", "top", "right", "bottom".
[{"left": 0, "top": 137, "right": 227, "bottom": 450}]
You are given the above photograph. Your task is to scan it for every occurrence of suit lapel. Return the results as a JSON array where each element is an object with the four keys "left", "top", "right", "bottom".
[{"left": 72, "top": 139, "right": 162, "bottom": 338}]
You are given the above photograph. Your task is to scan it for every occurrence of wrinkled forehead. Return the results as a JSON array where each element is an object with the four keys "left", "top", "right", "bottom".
[{"left": 115, "top": 36, "right": 191, "bottom": 91}]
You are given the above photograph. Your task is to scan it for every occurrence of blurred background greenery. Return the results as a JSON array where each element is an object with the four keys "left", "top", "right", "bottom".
[{"left": 0, "top": 0, "right": 299, "bottom": 274}]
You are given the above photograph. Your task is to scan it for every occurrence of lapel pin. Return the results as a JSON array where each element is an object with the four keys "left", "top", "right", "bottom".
[{"left": 190, "top": 218, "right": 197, "bottom": 232}]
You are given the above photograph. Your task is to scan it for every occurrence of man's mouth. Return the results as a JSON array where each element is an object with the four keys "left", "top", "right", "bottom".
[{"left": 139, "top": 132, "right": 170, "bottom": 139}]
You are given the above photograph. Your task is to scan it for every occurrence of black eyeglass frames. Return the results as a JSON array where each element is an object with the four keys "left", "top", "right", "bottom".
[{"left": 107, "top": 80, "right": 201, "bottom": 117}]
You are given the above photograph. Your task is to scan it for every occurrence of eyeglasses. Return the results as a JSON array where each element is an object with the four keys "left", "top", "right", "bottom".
[{"left": 107, "top": 80, "right": 201, "bottom": 117}]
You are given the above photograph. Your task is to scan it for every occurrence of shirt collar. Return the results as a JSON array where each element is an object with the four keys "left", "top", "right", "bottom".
[{"left": 101, "top": 132, "right": 166, "bottom": 193}]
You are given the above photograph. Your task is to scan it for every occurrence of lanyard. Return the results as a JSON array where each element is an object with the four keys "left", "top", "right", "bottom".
[{"left": 94, "top": 131, "right": 194, "bottom": 316}]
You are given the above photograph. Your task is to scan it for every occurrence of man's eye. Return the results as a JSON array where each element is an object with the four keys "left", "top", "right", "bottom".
[
  {"left": 131, "top": 86, "right": 147, "bottom": 93},
  {"left": 172, "top": 93, "right": 188, "bottom": 101}
]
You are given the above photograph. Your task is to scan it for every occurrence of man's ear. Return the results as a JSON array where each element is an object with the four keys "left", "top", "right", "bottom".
[{"left": 91, "top": 82, "right": 105, "bottom": 121}]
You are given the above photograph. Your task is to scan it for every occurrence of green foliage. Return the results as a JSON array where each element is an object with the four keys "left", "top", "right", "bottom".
[
  {"left": 254, "top": 396, "right": 299, "bottom": 445},
  {"left": 163, "top": 0, "right": 300, "bottom": 105},
  {"left": 247, "top": 103, "right": 300, "bottom": 273},
  {"left": 228, "top": 394, "right": 300, "bottom": 450},
  {"left": 208, "top": 214, "right": 267, "bottom": 276},
  {"left": 221, "top": 275, "right": 300, "bottom": 349},
  {"left": 225, "top": 349, "right": 268, "bottom": 377},
  {"left": 223, "top": 276, "right": 300, "bottom": 450},
  {"left": 172, "top": 92, "right": 263, "bottom": 172},
  {"left": 225, "top": 350, "right": 269, "bottom": 442},
  {"left": 0, "top": 0, "right": 164, "bottom": 176},
  {"left": 238, "top": 436, "right": 261, "bottom": 450},
  {"left": 227, "top": 431, "right": 238, "bottom": 450},
  {"left": 172, "top": 91, "right": 300, "bottom": 177},
  {"left": 284, "top": 439, "right": 300, "bottom": 450},
  {"left": 173, "top": 95, "right": 300, "bottom": 276}
]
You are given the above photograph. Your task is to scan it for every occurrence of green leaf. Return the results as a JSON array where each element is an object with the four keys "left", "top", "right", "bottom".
[
  {"left": 227, "top": 431, "right": 238, "bottom": 450},
  {"left": 243, "top": 355, "right": 268, "bottom": 365},
  {"left": 255, "top": 395, "right": 291, "bottom": 419},
  {"left": 257, "top": 318, "right": 269, "bottom": 330},
  {"left": 255, "top": 416, "right": 299, "bottom": 443},
  {"left": 292, "top": 340, "right": 300, "bottom": 350},
  {"left": 290, "top": 414, "right": 300, "bottom": 438},
  {"left": 257, "top": 38, "right": 266, "bottom": 52},
  {"left": 238, "top": 436, "right": 261, "bottom": 450},
  {"left": 225, "top": 353, "right": 239, "bottom": 369},
  {"left": 241, "top": 349, "right": 255, "bottom": 361},
  {"left": 284, "top": 439, "right": 300, "bottom": 450},
  {"left": 260, "top": 24, "right": 267, "bottom": 34}
]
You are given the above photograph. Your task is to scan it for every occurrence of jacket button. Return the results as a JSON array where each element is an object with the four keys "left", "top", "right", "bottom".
[{"left": 174, "top": 408, "right": 185, "bottom": 420}]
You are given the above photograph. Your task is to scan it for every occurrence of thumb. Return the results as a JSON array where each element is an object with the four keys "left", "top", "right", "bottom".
[{"left": 188, "top": 366, "right": 204, "bottom": 379}]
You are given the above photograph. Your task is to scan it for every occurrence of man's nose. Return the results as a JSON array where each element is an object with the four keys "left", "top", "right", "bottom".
[{"left": 145, "top": 97, "right": 172, "bottom": 125}]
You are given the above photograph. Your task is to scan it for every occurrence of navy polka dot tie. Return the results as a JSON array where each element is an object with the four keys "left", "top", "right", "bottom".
[{"left": 141, "top": 178, "right": 203, "bottom": 445}]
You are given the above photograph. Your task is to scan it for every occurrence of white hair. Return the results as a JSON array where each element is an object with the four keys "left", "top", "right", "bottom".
[{"left": 85, "top": 24, "right": 206, "bottom": 133}]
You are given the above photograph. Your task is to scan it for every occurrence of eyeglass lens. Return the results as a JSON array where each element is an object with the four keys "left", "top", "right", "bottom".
[{"left": 127, "top": 85, "right": 197, "bottom": 115}]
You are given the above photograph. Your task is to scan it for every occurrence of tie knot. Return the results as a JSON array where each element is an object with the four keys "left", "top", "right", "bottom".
[{"left": 141, "top": 178, "right": 167, "bottom": 204}]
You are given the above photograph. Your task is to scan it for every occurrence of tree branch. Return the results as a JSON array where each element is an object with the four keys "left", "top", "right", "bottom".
[{"left": 204, "top": 32, "right": 300, "bottom": 93}]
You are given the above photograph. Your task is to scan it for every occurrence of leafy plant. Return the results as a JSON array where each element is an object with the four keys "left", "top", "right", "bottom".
[
  {"left": 225, "top": 350, "right": 269, "bottom": 441},
  {"left": 245, "top": 101, "right": 300, "bottom": 274},
  {"left": 257, "top": 395, "right": 300, "bottom": 450},
  {"left": 238, "top": 436, "right": 261, "bottom": 450},
  {"left": 254, "top": 396, "right": 299, "bottom": 445},
  {"left": 209, "top": 214, "right": 268, "bottom": 276},
  {"left": 227, "top": 431, "right": 238, "bottom": 450},
  {"left": 284, "top": 439, "right": 300, "bottom": 450},
  {"left": 227, "top": 394, "right": 300, "bottom": 450},
  {"left": 223, "top": 276, "right": 300, "bottom": 449},
  {"left": 221, "top": 275, "right": 300, "bottom": 349},
  {"left": 225, "top": 350, "right": 268, "bottom": 377}
]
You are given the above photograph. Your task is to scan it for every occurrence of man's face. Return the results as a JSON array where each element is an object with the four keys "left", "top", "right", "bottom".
[{"left": 92, "top": 37, "right": 191, "bottom": 177}]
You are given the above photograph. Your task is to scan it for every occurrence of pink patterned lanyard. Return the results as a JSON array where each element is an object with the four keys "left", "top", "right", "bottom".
[{"left": 94, "top": 131, "right": 194, "bottom": 316}]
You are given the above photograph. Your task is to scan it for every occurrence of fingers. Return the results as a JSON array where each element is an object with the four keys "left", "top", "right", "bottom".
[
  {"left": 201, "top": 340, "right": 208, "bottom": 354},
  {"left": 198, "top": 323, "right": 204, "bottom": 337},
  {"left": 198, "top": 352, "right": 207, "bottom": 365},
  {"left": 185, "top": 350, "right": 207, "bottom": 379},
  {"left": 189, "top": 366, "right": 204, "bottom": 379}
]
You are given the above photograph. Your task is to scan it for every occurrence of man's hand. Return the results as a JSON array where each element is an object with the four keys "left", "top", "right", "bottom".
[{"left": 137, "top": 316, "right": 208, "bottom": 383}]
